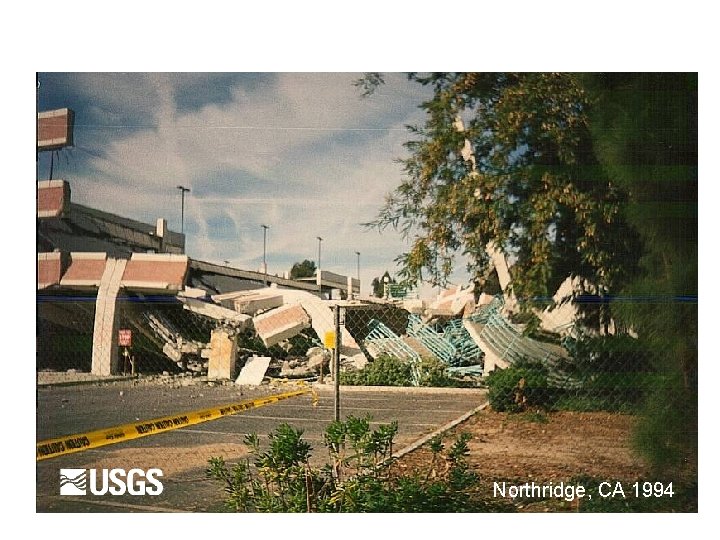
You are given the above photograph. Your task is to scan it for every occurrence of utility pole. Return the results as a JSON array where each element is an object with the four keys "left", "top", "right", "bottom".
[
  {"left": 262, "top": 224, "right": 269, "bottom": 285},
  {"left": 176, "top": 185, "right": 190, "bottom": 234},
  {"left": 355, "top": 251, "right": 360, "bottom": 294},
  {"left": 316, "top": 236, "right": 323, "bottom": 295}
]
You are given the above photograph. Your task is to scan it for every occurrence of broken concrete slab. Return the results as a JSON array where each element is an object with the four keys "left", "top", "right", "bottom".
[
  {"left": 342, "top": 353, "right": 368, "bottom": 371},
  {"left": 59, "top": 252, "right": 107, "bottom": 288},
  {"left": 402, "top": 298, "right": 427, "bottom": 315},
  {"left": 261, "top": 288, "right": 362, "bottom": 356},
  {"left": 177, "top": 295, "right": 252, "bottom": 328},
  {"left": 236, "top": 356, "right": 271, "bottom": 385},
  {"left": 428, "top": 284, "right": 477, "bottom": 318},
  {"left": 253, "top": 303, "right": 311, "bottom": 347},
  {"left": 234, "top": 293, "right": 283, "bottom": 315},
  {"left": 211, "top": 290, "right": 283, "bottom": 315},
  {"left": 208, "top": 327, "right": 238, "bottom": 380},
  {"left": 37, "top": 252, "right": 68, "bottom": 289},
  {"left": 306, "top": 346, "right": 324, "bottom": 358},
  {"left": 121, "top": 253, "right": 189, "bottom": 292},
  {"left": 178, "top": 286, "right": 209, "bottom": 299},
  {"left": 162, "top": 343, "right": 184, "bottom": 363},
  {"left": 280, "top": 361, "right": 313, "bottom": 379}
]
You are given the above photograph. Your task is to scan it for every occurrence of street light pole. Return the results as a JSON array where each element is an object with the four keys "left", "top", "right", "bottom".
[
  {"left": 262, "top": 225, "right": 269, "bottom": 271},
  {"left": 176, "top": 185, "right": 190, "bottom": 234},
  {"left": 355, "top": 251, "right": 360, "bottom": 296},
  {"left": 261, "top": 224, "right": 269, "bottom": 284},
  {"left": 316, "top": 236, "right": 323, "bottom": 294}
]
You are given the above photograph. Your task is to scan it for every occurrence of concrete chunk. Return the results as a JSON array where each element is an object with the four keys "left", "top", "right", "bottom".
[
  {"left": 208, "top": 328, "right": 238, "bottom": 380},
  {"left": 211, "top": 290, "right": 284, "bottom": 315},
  {"left": 233, "top": 293, "right": 283, "bottom": 315},
  {"left": 177, "top": 295, "right": 252, "bottom": 328},
  {"left": 235, "top": 356, "right": 271, "bottom": 385},
  {"left": 253, "top": 303, "right": 311, "bottom": 347}
]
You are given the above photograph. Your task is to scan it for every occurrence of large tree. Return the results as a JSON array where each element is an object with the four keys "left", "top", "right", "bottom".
[
  {"left": 364, "top": 72, "right": 697, "bottom": 472},
  {"left": 580, "top": 73, "right": 697, "bottom": 470},
  {"left": 289, "top": 259, "right": 317, "bottom": 279},
  {"left": 367, "top": 73, "right": 641, "bottom": 317}
]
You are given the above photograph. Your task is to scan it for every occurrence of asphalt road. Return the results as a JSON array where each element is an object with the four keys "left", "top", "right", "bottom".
[{"left": 36, "top": 380, "right": 487, "bottom": 512}]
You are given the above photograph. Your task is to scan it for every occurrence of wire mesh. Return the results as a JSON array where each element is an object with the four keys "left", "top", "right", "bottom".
[{"left": 36, "top": 288, "right": 681, "bottom": 413}]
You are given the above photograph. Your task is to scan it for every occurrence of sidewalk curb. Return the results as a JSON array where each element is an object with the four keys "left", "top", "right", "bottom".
[
  {"left": 391, "top": 400, "right": 490, "bottom": 461},
  {"left": 312, "top": 383, "right": 485, "bottom": 395},
  {"left": 36, "top": 375, "right": 136, "bottom": 388}
]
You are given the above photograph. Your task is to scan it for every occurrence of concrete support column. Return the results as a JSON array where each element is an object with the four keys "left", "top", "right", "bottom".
[
  {"left": 207, "top": 327, "right": 238, "bottom": 380},
  {"left": 91, "top": 258, "right": 128, "bottom": 375}
]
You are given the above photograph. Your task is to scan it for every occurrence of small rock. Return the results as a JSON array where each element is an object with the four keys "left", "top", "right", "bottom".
[{"left": 119, "top": 391, "right": 124, "bottom": 397}]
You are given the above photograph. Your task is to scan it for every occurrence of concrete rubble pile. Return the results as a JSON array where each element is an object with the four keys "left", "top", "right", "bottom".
[{"left": 154, "top": 276, "right": 582, "bottom": 385}]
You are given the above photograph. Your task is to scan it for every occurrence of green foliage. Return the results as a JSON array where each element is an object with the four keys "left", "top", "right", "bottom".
[
  {"left": 415, "top": 357, "right": 458, "bottom": 387},
  {"left": 579, "top": 73, "right": 697, "bottom": 472},
  {"left": 632, "top": 373, "right": 697, "bottom": 474},
  {"left": 359, "top": 72, "right": 696, "bottom": 475},
  {"left": 206, "top": 425, "right": 314, "bottom": 512},
  {"left": 353, "top": 72, "right": 385, "bottom": 97},
  {"left": 365, "top": 73, "right": 641, "bottom": 321},
  {"left": 559, "top": 334, "right": 657, "bottom": 410},
  {"left": 339, "top": 355, "right": 413, "bottom": 386},
  {"left": 289, "top": 259, "right": 316, "bottom": 279},
  {"left": 370, "top": 271, "right": 395, "bottom": 298},
  {"left": 339, "top": 355, "right": 463, "bottom": 387},
  {"left": 207, "top": 418, "right": 499, "bottom": 512},
  {"left": 486, "top": 361, "right": 555, "bottom": 412},
  {"left": 487, "top": 336, "right": 663, "bottom": 414}
]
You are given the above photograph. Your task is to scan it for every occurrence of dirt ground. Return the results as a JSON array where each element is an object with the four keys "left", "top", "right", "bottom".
[{"left": 390, "top": 408, "right": 697, "bottom": 512}]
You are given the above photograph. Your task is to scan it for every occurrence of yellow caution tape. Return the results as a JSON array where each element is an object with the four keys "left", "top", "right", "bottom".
[
  {"left": 36, "top": 388, "right": 311, "bottom": 461},
  {"left": 268, "top": 378, "right": 319, "bottom": 406}
]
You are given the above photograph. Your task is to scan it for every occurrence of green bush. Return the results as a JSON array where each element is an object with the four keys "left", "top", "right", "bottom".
[
  {"left": 486, "top": 361, "right": 555, "bottom": 412},
  {"left": 339, "top": 355, "right": 414, "bottom": 386},
  {"left": 339, "top": 355, "right": 465, "bottom": 387},
  {"left": 207, "top": 417, "right": 504, "bottom": 512}
]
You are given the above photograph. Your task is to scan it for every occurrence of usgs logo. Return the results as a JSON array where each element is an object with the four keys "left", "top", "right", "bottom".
[{"left": 59, "top": 468, "right": 164, "bottom": 496}]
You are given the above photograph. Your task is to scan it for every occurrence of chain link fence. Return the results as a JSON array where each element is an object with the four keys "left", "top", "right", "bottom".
[
  {"left": 37, "top": 289, "right": 689, "bottom": 416},
  {"left": 334, "top": 296, "right": 680, "bottom": 415},
  {"left": 36, "top": 293, "right": 322, "bottom": 379}
]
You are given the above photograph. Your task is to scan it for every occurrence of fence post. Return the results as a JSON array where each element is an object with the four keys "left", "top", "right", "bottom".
[{"left": 334, "top": 304, "right": 341, "bottom": 421}]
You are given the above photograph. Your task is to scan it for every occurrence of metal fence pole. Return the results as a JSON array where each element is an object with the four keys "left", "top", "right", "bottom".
[{"left": 334, "top": 304, "right": 341, "bottom": 421}]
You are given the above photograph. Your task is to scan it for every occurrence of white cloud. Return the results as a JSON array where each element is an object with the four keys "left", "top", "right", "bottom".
[{"left": 48, "top": 72, "right": 472, "bottom": 297}]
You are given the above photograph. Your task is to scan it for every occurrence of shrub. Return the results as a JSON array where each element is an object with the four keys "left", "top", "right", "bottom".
[
  {"left": 207, "top": 417, "right": 502, "bottom": 512},
  {"left": 339, "top": 355, "right": 414, "bottom": 386},
  {"left": 339, "top": 355, "right": 465, "bottom": 387},
  {"left": 485, "top": 361, "right": 554, "bottom": 412}
]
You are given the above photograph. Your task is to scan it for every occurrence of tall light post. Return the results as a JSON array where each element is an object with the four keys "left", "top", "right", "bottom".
[
  {"left": 176, "top": 185, "right": 190, "bottom": 234},
  {"left": 355, "top": 251, "right": 360, "bottom": 296},
  {"left": 261, "top": 225, "right": 269, "bottom": 271},
  {"left": 261, "top": 224, "right": 269, "bottom": 284},
  {"left": 316, "top": 236, "right": 323, "bottom": 293}
]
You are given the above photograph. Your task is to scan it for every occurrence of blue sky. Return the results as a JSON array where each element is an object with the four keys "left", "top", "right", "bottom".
[{"left": 35, "top": 72, "right": 465, "bottom": 296}]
